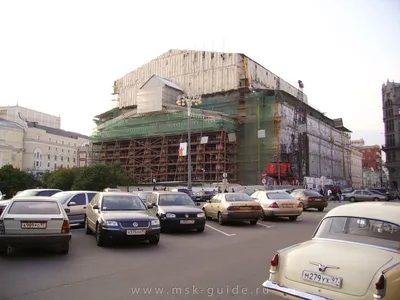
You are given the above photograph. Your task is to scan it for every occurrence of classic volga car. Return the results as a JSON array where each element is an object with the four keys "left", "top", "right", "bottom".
[{"left": 262, "top": 202, "right": 400, "bottom": 300}]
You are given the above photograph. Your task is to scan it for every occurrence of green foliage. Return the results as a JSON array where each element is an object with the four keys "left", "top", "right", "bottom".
[
  {"left": 0, "top": 165, "right": 41, "bottom": 198},
  {"left": 42, "top": 163, "right": 132, "bottom": 191}
]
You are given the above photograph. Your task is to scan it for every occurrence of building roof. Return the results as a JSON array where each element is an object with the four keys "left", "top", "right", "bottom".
[
  {"left": 140, "top": 75, "right": 183, "bottom": 91},
  {"left": 0, "top": 118, "right": 24, "bottom": 130},
  {"left": 26, "top": 121, "right": 90, "bottom": 140}
]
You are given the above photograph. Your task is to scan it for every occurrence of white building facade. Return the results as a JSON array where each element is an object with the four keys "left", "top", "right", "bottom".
[
  {"left": 0, "top": 119, "right": 25, "bottom": 169},
  {"left": 0, "top": 105, "right": 61, "bottom": 129}
]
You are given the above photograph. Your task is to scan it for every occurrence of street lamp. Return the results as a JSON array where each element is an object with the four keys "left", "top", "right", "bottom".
[
  {"left": 201, "top": 168, "right": 205, "bottom": 187},
  {"left": 176, "top": 94, "right": 203, "bottom": 190}
]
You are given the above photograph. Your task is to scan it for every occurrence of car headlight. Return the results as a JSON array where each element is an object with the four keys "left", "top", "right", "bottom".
[
  {"left": 151, "top": 219, "right": 160, "bottom": 226},
  {"left": 104, "top": 220, "right": 118, "bottom": 226},
  {"left": 197, "top": 213, "right": 205, "bottom": 218},
  {"left": 165, "top": 213, "right": 176, "bottom": 218}
]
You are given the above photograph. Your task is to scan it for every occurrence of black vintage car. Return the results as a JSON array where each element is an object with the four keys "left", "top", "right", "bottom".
[
  {"left": 85, "top": 192, "right": 161, "bottom": 246},
  {"left": 146, "top": 192, "right": 206, "bottom": 232}
]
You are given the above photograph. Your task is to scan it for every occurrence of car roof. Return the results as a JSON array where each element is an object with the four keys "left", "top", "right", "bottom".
[
  {"left": 264, "top": 190, "right": 287, "bottom": 193},
  {"left": 100, "top": 192, "right": 139, "bottom": 197},
  {"left": 324, "top": 202, "right": 400, "bottom": 225},
  {"left": 54, "top": 191, "right": 98, "bottom": 194},
  {"left": 152, "top": 191, "right": 188, "bottom": 195},
  {"left": 11, "top": 196, "right": 60, "bottom": 202},
  {"left": 21, "top": 189, "right": 62, "bottom": 192}
]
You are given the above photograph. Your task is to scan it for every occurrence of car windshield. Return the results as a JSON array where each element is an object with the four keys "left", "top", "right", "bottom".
[
  {"left": 158, "top": 194, "right": 194, "bottom": 206},
  {"left": 266, "top": 193, "right": 295, "bottom": 200},
  {"left": 8, "top": 201, "right": 60, "bottom": 215},
  {"left": 101, "top": 196, "right": 145, "bottom": 211},
  {"left": 314, "top": 216, "right": 400, "bottom": 251},
  {"left": 238, "top": 189, "right": 256, "bottom": 196},
  {"left": 138, "top": 193, "right": 152, "bottom": 200},
  {"left": 52, "top": 192, "right": 73, "bottom": 204},
  {"left": 304, "top": 191, "right": 322, "bottom": 197},
  {"left": 225, "top": 193, "right": 253, "bottom": 202}
]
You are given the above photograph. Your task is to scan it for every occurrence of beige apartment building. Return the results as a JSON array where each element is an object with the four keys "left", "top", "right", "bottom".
[
  {"left": 350, "top": 148, "right": 363, "bottom": 188},
  {"left": 0, "top": 106, "right": 90, "bottom": 175},
  {"left": 0, "top": 105, "right": 61, "bottom": 129}
]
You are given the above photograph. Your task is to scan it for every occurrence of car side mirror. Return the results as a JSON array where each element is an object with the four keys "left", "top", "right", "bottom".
[
  {"left": 92, "top": 204, "right": 99, "bottom": 210},
  {"left": 64, "top": 208, "right": 70, "bottom": 213},
  {"left": 147, "top": 204, "right": 153, "bottom": 209},
  {"left": 68, "top": 201, "right": 77, "bottom": 206}
]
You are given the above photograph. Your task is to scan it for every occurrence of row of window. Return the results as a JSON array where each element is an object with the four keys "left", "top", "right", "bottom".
[
  {"left": 385, "top": 119, "right": 395, "bottom": 133},
  {"left": 33, "top": 161, "right": 77, "bottom": 169},
  {"left": 39, "top": 136, "right": 78, "bottom": 147},
  {"left": 386, "top": 134, "right": 396, "bottom": 147}
]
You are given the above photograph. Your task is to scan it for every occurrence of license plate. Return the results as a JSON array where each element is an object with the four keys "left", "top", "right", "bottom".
[
  {"left": 282, "top": 204, "right": 294, "bottom": 208},
  {"left": 21, "top": 222, "right": 47, "bottom": 229},
  {"left": 180, "top": 220, "right": 195, "bottom": 224},
  {"left": 239, "top": 207, "right": 248, "bottom": 210},
  {"left": 314, "top": 199, "right": 321, "bottom": 201},
  {"left": 302, "top": 270, "right": 342, "bottom": 288},
  {"left": 126, "top": 230, "right": 146, "bottom": 235}
]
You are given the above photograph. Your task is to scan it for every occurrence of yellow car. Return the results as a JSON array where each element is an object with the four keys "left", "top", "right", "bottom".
[
  {"left": 262, "top": 202, "right": 400, "bottom": 300},
  {"left": 202, "top": 193, "right": 262, "bottom": 225},
  {"left": 251, "top": 190, "right": 303, "bottom": 221}
]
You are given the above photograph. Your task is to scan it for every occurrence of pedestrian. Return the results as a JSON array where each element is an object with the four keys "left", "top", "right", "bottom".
[
  {"left": 327, "top": 188, "right": 332, "bottom": 201},
  {"left": 218, "top": 187, "right": 222, "bottom": 193},
  {"left": 232, "top": 188, "right": 235, "bottom": 193},
  {"left": 224, "top": 188, "right": 228, "bottom": 193}
]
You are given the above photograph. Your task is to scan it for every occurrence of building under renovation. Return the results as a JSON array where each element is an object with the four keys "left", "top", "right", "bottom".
[{"left": 92, "top": 49, "right": 352, "bottom": 186}]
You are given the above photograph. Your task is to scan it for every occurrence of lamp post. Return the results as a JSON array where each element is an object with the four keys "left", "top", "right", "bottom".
[
  {"left": 201, "top": 168, "right": 205, "bottom": 187},
  {"left": 176, "top": 94, "right": 202, "bottom": 190}
]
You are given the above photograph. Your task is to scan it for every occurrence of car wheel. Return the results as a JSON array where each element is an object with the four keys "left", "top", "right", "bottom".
[
  {"left": 373, "top": 197, "right": 379, "bottom": 202},
  {"left": 349, "top": 197, "right": 355, "bottom": 202},
  {"left": 85, "top": 217, "right": 91, "bottom": 235},
  {"left": 203, "top": 208, "right": 211, "bottom": 220},
  {"left": 218, "top": 212, "right": 225, "bottom": 225},
  {"left": 197, "top": 227, "right": 205, "bottom": 232},
  {"left": 148, "top": 234, "right": 160, "bottom": 245},
  {"left": 96, "top": 224, "right": 107, "bottom": 247},
  {"left": 289, "top": 216, "right": 298, "bottom": 221},
  {"left": 260, "top": 209, "right": 266, "bottom": 221},
  {"left": 250, "top": 219, "right": 258, "bottom": 225},
  {"left": 318, "top": 208, "right": 324, "bottom": 212}
]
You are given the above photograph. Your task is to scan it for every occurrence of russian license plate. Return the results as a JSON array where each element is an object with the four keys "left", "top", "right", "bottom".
[
  {"left": 126, "top": 230, "right": 146, "bottom": 235},
  {"left": 314, "top": 198, "right": 322, "bottom": 201},
  {"left": 239, "top": 207, "right": 248, "bottom": 210},
  {"left": 21, "top": 222, "right": 47, "bottom": 229},
  {"left": 302, "top": 270, "right": 342, "bottom": 288},
  {"left": 282, "top": 204, "right": 294, "bottom": 208},
  {"left": 180, "top": 220, "right": 195, "bottom": 224}
]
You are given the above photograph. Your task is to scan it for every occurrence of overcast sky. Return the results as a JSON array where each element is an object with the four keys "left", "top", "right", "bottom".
[{"left": 0, "top": 0, "right": 399, "bottom": 147}]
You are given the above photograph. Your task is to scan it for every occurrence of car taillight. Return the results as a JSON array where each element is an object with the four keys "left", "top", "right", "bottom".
[
  {"left": 0, "top": 220, "right": 4, "bottom": 234},
  {"left": 307, "top": 198, "right": 313, "bottom": 202},
  {"left": 374, "top": 274, "right": 386, "bottom": 298},
  {"left": 269, "top": 202, "right": 279, "bottom": 208},
  {"left": 62, "top": 220, "right": 70, "bottom": 233},
  {"left": 254, "top": 206, "right": 262, "bottom": 211},
  {"left": 271, "top": 253, "right": 279, "bottom": 267},
  {"left": 297, "top": 202, "right": 303, "bottom": 208}
]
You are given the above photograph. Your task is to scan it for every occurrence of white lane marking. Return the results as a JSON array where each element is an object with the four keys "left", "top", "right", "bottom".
[
  {"left": 257, "top": 223, "right": 274, "bottom": 228},
  {"left": 205, "top": 224, "right": 236, "bottom": 236}
]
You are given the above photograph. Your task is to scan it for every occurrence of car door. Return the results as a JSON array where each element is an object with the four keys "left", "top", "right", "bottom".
[
  {"left": 66, "top": 193, "right": 87, "bottom": 223},
  {"left": 362, "top": 191, "right": 373, "bottom": 201},
  {"left": 206, "top": 195, "right": 218, "bottom": 218}
]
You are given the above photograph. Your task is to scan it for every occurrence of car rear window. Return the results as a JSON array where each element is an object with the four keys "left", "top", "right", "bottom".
[
  {"left": 8, "top": 201, "right": 61, "bottom": 215},
  {"left": 304, "top": 191, "right": 322, "bottom": 197},
  {"left": 315, "top": 216, "right": 400, "bottom": 251},
  {"left": 225, "top": 193, "right": 253, "bottom": 202},
  {"left": 266, "top": 193, "right": 295, "bottom": 200}
]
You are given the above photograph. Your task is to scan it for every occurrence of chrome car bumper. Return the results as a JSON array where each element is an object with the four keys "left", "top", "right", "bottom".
[{"left": 262, "top": 280, "right": 333, "bottom": 300}]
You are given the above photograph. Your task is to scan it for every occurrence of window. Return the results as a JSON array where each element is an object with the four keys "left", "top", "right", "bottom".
[
  {"left": 67, "top": 157, "right": 70, "bottom": 162},
  {"left": 61, "top": 156, "right": 64, "bottom": 161},
  {"left": 69, "top": 193, "right": 86, "bottom": 206},
  {"left": 49, "top": 138, "right": 51, "bottom": 142},
  {"left": 33, "top": 148, "right": 43, "bottom": 169},
  {"left": 48, "top": 154, "right": 50, "bottom": 160},
  {"left": 37, "top": 190, "right": 60, "bottom": 196},
  {"left": 101, "top": 195, "right": 145, "bottom": 211},
  {"left": 8, "top": 201, "right": 60, "bottom": 215},
  {"left": 87, "top": 193, "right": 97, "bottom": 202},
  {"left": 47, "top": 162, "right": 50, "bottom": 168},
  {"left": 225, "top": 194, "right": 253, "bottom": 202},
  {"left": 266, "top": 192, "right": 295, "bottom": 200},
  {"left": 158, "top": 194, "right": 194, "bottom": 206},
  {"left": 314, "top": 217, "right": 400, "bottom": 251},
  {"left": 62, "top": 141, "right": 64, "bottom": 145}
]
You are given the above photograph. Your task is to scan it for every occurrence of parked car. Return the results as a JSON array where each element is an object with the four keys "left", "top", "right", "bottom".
[
  {"left": 202, "top": 193, "right": 262, "bottom": 225},
  {"left": 52, "top": 191, "right": 98, "bottom": 225},
  {"left": 171, "top": 188, "right": 201, "bottom": 202},
  {"left": 14, "top": 189, "right": 62, "bottom": 198},
  {"left": 262, "top": 202, "right": 400, "bottom": 300},
  {"left": 290, "top": 189, "right": 328, "bottom": 211},
  {"left": 196, "top": 190, "right": 217, "bottom": 202},
  {"left": 146, "top": 191, "right": 205, "bottom": 232},
  {"left": 0, "top": 197, "right": 71, "bottom": 254},
  {"left": 85, "top": 192, "right": 160, "bottom": 246},
  {"left": 345, "top": 189, "right": 387, "bottom": 202},
  {"left": 251, "top": 190, "right": 303, "bottom": 221},
  {"left": 0, "top": 200, "right": 10, "bottom": 216}
]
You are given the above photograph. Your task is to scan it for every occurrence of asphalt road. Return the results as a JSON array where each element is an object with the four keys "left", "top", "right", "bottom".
[{"left": 0, "top": 202, "right": 346, "bottom": 300}]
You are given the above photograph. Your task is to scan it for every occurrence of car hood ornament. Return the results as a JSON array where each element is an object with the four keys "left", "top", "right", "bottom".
[{"left": 310, "top": 262, "right": 340, "bottom": 272}]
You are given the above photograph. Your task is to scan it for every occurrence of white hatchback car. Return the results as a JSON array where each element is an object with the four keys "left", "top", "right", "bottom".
[{"left": 0, "top": 197, "right": 71, "bottom": 254}]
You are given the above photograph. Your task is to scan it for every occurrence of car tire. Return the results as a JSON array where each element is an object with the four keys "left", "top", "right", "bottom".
[
  {"left": 85, "top": 217, "right": 91, "bottom": 235},
  {"left": 197, "top": 227, "right": 205, "bottom": 232},
  {"left": 289, "top": 216, "right": 298, "bottom": 221},
  {"left": 148, "top": 234, "right": 160, "bottom": 245},
  {"left": 250, "top": 219, "right": 258, "bottom": 225},
  {"left": 96, "top": 224, "right": 107, "bottom": 247},
  {"left": 318, "top": 208, "right": 324, "bottom": 212},
  {"left": 218, "top": 212, "right": 225, "bottom": 225},
  {"left": 349, "top": 197, "right": 355, "bottom": 202},
  {"left": 260, "top": 209, "right": 266, "bottom": 221},
  {"left": 373, "top": 197, "right": 379, "bottom": 202}
]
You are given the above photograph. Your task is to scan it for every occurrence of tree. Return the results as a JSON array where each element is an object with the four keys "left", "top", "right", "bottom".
[
  {"left": 0, "top": 165, "right": 41, "bottom": 198},
  {"left": 41, "top": 167, "right": 81, "bottom": 190}
]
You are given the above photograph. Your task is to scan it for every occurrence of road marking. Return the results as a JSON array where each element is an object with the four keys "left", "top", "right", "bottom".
[
  {"left": 257, "top": 223, "right": 274, "bottom": 228},
  {"left": 205, "top": 224, "right": 236, "bottom": 236}
]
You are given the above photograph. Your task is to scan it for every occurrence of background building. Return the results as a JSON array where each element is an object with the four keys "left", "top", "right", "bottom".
[
  {"left": 350, "top": 139, "right": 365, "bottom": 147},
  {"left": 382, "top": 80, "right": 400, "bottom": 189},
  {"left": 0, "top": 105, "right": 60, "bottom": 128},
  {"left": 350, "top": 148, "right": 363, "bottom": 188},
  {"left": 92, "top": 49, "right": 353, "bottom": 186},
  {"left": 0, "top": 119, "right": 25, "bottom": 169},
  {"left": 356, "top": 145, "right": 384, "bottom": 188}
]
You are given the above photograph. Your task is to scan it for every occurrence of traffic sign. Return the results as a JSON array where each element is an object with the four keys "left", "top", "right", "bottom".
[
  {"left": 261, "top": 172, "right": 267, "bottom": 177},
  {"left": 262, "top": 178, "right": 267, "bottom": 184}
]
